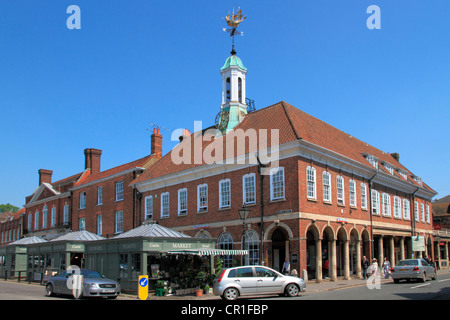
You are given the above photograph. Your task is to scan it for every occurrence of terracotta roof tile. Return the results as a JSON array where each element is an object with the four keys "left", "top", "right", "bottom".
[{"left": 131, "top": 101, "right": 435, "bottom": 194}]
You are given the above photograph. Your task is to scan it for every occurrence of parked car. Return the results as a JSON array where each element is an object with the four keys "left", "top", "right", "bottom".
[
  {"left": 213, "top": 265, "right": 306, "bottom": 300},
  {"left": 390, "top": 259, "right": 437, "bottom": 283},
  {"left": 45, "top": 269, "right": 121, "bottom": 299}
]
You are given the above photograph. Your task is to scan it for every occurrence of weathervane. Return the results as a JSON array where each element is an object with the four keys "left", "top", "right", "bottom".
[{"left": 223, "top": 7, "right": 247, "bottom": 55}]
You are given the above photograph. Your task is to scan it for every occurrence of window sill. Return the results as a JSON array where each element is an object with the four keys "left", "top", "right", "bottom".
[
  {"left": 270, "top": 198, "right": 286, "bottom": 204},
  {"left": 307, "top": 198, "right": 318, "bottom": 202},
  {"left": 323, "top": 201, "right": 333, "bottom": 205},
  {"left": 218, "top": 207, "right": 231, "bottom": 212}
]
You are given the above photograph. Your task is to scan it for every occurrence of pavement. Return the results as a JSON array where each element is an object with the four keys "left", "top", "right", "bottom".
[
  {"left": 137, "top": 269, "right": 450, "bottom": 300},
  {"left": 3, "top": 269, "right": 450, "bottom": 300}
]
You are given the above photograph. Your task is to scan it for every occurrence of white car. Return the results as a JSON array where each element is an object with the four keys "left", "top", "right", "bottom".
[
  {"left": 390, "top": 259, "right": 437, "bottom": 283},
  {"left": 213, "top": 265, "right": 306, "bottom": 300}
]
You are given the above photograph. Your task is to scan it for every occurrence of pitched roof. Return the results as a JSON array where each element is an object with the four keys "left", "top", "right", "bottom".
[
  {"left": 51, "top": 230, "right": 105, "bottom": 242},
  {"left": 10, "top": 236, "right": 47, "bottom": 245},
  {"left": 73, "top": 154, "right": 155, "bottom": 187},
  {"left": 131, "top": 101, "right": 435, "bottom": 194},
  {"left": 112, "top": 222, "right": 191, "bottom": 239}
]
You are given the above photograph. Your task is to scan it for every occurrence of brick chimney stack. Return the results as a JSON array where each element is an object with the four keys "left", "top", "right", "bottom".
[
  {"left": 38, "top": 169, "right": 53, "bottom": 185},
  {"left": 84, "top": 148, "right": 102, "bottom": 174},
  {"left": 151, "top": 128, "right": 163, "bottom": 158},
  {"left": 390, "top": 152, "right": 400, "bottom": 162}
]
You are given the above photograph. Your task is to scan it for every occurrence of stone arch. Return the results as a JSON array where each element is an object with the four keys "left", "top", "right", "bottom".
[
  {"left": 265, "top": 222, "right": 293, "bottom": 241},
  {"left": 306, "top": 224, "right": 321, "bottom": 281}
]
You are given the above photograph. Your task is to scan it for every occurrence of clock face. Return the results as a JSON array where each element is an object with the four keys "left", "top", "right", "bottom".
[{"left": 215, "top": 110, "right": 230, "bottom": 131}]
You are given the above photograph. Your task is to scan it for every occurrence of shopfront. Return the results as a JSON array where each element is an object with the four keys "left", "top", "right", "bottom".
[
  {"left": 26, "top": 231, "right": 104, "bottom": 282},
  {"left": 0, "top": 236, "right": 48, "bottom": 279},
  {"left": 84, "top": 223, "right": 248, "bottom": 292}
]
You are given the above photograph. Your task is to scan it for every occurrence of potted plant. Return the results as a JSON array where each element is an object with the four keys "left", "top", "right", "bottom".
[
  {"left": 155, "top": 280, "right": 165, "bottom": 296},
  {"left": 203, "top": 284, "right": 210, "bottom": 295}
]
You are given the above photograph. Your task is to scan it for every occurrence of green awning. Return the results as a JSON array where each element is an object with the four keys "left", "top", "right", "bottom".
[{"left": 167, "top": 248, "right": 248, "bottom": 256}]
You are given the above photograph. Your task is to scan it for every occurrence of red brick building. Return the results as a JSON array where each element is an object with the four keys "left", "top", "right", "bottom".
[
  {"left": 130, "top": 52, "right": 437, "bottom": 281},
  {"left": 21, "top": 130, "right": 162, "bottom": 240}
]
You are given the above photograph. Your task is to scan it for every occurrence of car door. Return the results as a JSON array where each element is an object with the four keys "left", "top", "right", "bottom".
[
  {"left": 254, "top": 267, "right": 285, "bottom": 294},
  {"left": 229, "top": 267, "right": 258, "bottom": 296}
]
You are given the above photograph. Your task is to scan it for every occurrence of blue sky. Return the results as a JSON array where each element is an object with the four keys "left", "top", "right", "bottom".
[{"left": 0, "top": 0, "right": 449, "bottom": 208}]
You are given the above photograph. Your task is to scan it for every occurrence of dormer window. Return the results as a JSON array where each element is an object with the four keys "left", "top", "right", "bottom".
[
  {"left": 381, "top": 161, "right": 394, "bottom": 175},
  {"left": 412, "top": 175, "right": 423, "bottom": 186},
  {"left": 363, "top": 154, "right": 378, "bottom": 169},
  {"left": 396, "top": 168, "right": 408, "bottom": 180}
]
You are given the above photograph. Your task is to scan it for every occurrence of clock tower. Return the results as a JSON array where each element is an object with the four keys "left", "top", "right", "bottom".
[{"left": 216, "top": 8, "right": 248, "bottom": 134}]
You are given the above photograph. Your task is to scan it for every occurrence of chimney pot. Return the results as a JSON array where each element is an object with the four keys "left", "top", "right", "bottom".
[{"left": 151, "top": 129, "right": 163, "bottom": 158}]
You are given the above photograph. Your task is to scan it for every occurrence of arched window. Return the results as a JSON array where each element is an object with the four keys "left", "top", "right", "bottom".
[
  {"left": 242, "top": 230, "right": 259, "bottom": 265},
  {"left": 226, "top": 77, "right": 231, "bottom": 102},
  {"left": 238, "top": 77, "right": 242, "bottom": 103},
  {"left": 218, "top": 233, "right": 234, "bottom": 268}
]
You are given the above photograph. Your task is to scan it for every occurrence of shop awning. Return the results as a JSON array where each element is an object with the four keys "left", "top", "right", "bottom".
[{"left": 167, "top": 248, "right": 248, "bottom": 256}]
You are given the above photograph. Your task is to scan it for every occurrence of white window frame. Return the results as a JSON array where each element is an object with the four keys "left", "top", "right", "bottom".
[
  {"left": 115, "top": 211, "right": 123, "bottom": 234},
  {"left": 197, "top": 184, "right": 208, "bottom": 212},
  {"left": 323, "top": 171, "right": 331, "bottom": 203},
  {"left": 336, "top": 175, "right": 345, "bottom": 205},
  {"left": 360, "top": 183, "right": 367, "bottom": 210},
  {"left": 51, "top": 206, "right": 56, "bottom": 227},
  {"left": 270, "top": 167, "right": 285, "bottom": 201},
  {"left": 393, "top": 196, "right": 401, "bottom": 219},
  {"left": 219, "top": 179, "right": 231, "bottom": 209},
  {"left": 426, "top": 204, "right": 430, "bottom": 224},
  {"left": 371, "top": 190, "right": 380, "bottom": 215},
  {"left": 63, "top": 203, "right": 69, "bottom": 225},
  {"left": 28, "top": 214, "right": 32, "bottom": 230},
  {"left": 420, "top": 203, "right": 425, "bottom": 222},
  {"left": 161, "top": 192, "right": 170, "bottom": 218},
  {"left": 80, "top": 191, "right": 86, "bottom": 209},
  {"left": 97, "top": 214, "right": 102, "bottom": 235},
  {"left": 79, "top": 217, "right": 86, "bottom": 231},
  {"left": 145, "top": 195, "right": 153, "bottom": 220},
  {"left": 349, "top": 179, "right": 356, "bottom": 207},
  {"left": 403, "top": 199, "right": 410, "bottom": 220},
  {"left": 97, "top": 186, "right": 103, "bottom": 205},
  {"left": 178, "top": 188, "right": 188, "bottom": 215},
  {"left": 42, "top": 205, "right": 48, "bottom": 229},
  {"left": 34, "top": 210, "right": 39, "bottom": 230},
  {"left": 414, "top": 201, "right": 419, "bottom": 222},
  {"left": 116, "top": 181, "right": 124, "bottom": 201},
  {"left": 306, "top": 166, "right": 316, "bottom": 199},
  {"left": 382, "top": 193, "right": 391, "bottom": 217},
  {"left": 243, "top": 173, "right": 256, "bottom": 205}
]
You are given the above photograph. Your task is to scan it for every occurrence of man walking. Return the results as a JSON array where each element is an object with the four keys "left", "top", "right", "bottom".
[{"left": 362, "top": 256, "right": 370, "bottom": 280}]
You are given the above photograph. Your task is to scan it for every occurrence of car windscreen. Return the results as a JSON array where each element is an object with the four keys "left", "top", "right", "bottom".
[
  {"left": 81, "top": 270, "right": 103, "bottom": 278},
  {"left": 398, "top": 260, "right": 418, "bottom": 266}
]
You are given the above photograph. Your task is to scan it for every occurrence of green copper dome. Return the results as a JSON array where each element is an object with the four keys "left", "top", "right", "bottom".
[{"left": 221, "top": 55, "right": 247, "bottom": 71}]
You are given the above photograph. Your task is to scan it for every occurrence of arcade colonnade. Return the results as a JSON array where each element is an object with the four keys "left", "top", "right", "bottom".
[{"left": 263, "top": 220, "right": 433, "bottom": 282}]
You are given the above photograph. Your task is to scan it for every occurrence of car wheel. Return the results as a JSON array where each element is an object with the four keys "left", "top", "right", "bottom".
[
  {"left": 285, "top": 283, "right": 300, "bottom": 297},
  {"left": 421, "top": 272, "right": 427, "bottom": 282},
  {"left": 393, "top": 279, "right": 399, "bottom": 284},
  {"left": 222, "top": 288, "right": 239, "bottom": 301},
  {"left": 431, "top": 271, "right": 437, "bottom": 281},
  {"left": 45, "top": 284, "right": 55, "bottom": 297}
]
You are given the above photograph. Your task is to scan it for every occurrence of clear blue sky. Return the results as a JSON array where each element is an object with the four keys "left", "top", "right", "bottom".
[{"left": 1, "top": 0, "right": 449, "bottom": 208}]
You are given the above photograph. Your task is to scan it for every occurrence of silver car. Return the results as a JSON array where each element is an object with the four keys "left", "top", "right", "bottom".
[
  {"left": 213, "top": 265, "right": 306, "bottom": 300},
  {"left": 391, "top": 259, "right": 437, "bottom": 283},
  {"left": 45, "top": 269, "right": 121, "bottom": 299}
]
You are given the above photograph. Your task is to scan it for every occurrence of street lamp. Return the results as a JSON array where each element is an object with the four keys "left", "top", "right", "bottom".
[{"left": 238, "top": 206, "right": 250, "bottom": 265}]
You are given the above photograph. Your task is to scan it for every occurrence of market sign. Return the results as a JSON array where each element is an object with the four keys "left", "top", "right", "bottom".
[{"left": 412, "top": 236, "right": 425, "bottom": 252}]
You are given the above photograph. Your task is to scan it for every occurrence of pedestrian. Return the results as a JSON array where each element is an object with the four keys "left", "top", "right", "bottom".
[
  {"left": 323, "top": 259, "right": 329, "bottom": 279},
  {"left": 382, "top": 257, "right": 391, "bottom": 279},
  {"left": 368, "top": 258, "right": 380, "bottom": 277},
  {"left": 361, "top": 256, "right": 370, "bottom": 280},
  {"left": 281, "top": 258, "right": 290, "bottom": 275}
]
